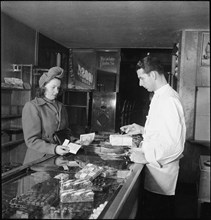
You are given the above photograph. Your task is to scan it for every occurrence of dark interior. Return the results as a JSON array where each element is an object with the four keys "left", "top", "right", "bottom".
[{"left": 119, "top": 48, "right": 172, "bottom": 125}]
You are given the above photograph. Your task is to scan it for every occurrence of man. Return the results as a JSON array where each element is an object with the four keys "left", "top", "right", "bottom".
[{"left": 121, "top": 55, "right": 186, "bottom": 218}]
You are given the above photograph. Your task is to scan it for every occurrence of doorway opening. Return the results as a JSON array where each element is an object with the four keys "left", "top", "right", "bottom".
[{"left": 119, "top": 48, "right": 172, "bottom": 126}]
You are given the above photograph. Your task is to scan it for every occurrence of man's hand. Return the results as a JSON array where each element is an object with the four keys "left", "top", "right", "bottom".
[
  {"left": 129, "top": 148, "right": 148, "bottom": 164},
  {"left": 120, "top": 123, "right": 144, "bottom": 135}
]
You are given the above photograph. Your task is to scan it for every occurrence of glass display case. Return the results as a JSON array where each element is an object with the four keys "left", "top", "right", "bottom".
[{"left": 2, "top": 133, "right": 144, "bottom": 219}]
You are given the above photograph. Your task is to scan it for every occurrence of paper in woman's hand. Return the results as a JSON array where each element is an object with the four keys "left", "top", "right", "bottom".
[
  {"left": 62, "top": 139, "right": 81, "bottom": 154},
  {"left": 66, "top": 143, "right": 81, "bottom": 154}
]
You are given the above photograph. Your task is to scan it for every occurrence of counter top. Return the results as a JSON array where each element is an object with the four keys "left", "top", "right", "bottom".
[
  {"left": 2, "top": 139, "right": 144, "bottom": 219},
  {"left": 100, "top": 163, "right": 143, "bottom": 219}
]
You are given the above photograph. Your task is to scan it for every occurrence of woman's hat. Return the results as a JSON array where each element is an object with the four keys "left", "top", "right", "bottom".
[{"left": 39, "top": 66, "right": 64, "bottom": 88}]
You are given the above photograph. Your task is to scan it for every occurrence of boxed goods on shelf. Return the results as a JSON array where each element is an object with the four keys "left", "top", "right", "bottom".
[
  {"left": 42, "top": 202, "right": 93, "bottom": 219},
  {"left": 9, "top": 188, "right": 58, "bottom": 208},
  {"left": 60, "top": 178, "right": 93, "bottom": 191},
  {"left": 60, "top": 188, "right": 94, "bottom": 203},
  {"left": 75, "top": 163, "right": 104, "bottom": 180}
]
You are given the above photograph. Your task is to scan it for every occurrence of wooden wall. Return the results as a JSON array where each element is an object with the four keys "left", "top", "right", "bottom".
[
  {"left": 178, "top": 141, "right": 210, "bottom": 184},
  {"left": 178, "top": 30, "right": 210, "bottom": 140},
  {"left": 1, "top": 13, "right": 36, "bottom": 166},
  {"left": 1, "top": 12, "right": 36, "bottom": 80},
  {"left": 177, "top": 30, "right": 210, "bottom": 184}
]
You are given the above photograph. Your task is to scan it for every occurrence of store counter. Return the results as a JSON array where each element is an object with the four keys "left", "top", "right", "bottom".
[{"left": 2, "top": 134, "right": 144, "bottom": 219}]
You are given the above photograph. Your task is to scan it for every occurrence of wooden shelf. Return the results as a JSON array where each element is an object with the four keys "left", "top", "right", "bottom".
[
  {"left": 63, "top": 88, "right": 92, "bottom": 92},
  {"left": 1, "top": 114, "right": 22, "bottom": 119},
  {"left": 2, "top": 139, "right": 25, "bottom": 149},
  {"left": 1, "top": 87, "right": 31, "bottom": 91},
  {"left": 187, "top": 139, "right": 210, "bottom": 148},
  {"left": 96, "top": 68, "right": 118, "bottom": 74},
  {"left": 65, "top": 104, "right": 87, "bottom": 108},
  {"left": 2, "top": 128, "right": 23, "bottom": 134}
]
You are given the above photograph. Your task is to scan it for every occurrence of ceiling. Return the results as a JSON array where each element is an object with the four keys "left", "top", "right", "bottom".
[{"left": 1, "top": 1, "right": 210, "bottom": 49}]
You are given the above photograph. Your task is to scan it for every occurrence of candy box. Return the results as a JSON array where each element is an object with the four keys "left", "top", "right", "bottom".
[{"left": 75, "top": 163, "right": 104, "bottom": 181}]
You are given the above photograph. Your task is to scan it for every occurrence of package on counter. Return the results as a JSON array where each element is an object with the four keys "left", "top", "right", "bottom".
[
  {"left": 80, "top": 133, "right": 95, "bottom": 145},
  {"left": 60, "top": 178, "right": 93, "bottom": 191},
  {"left": 60, "top": 188, "right": 94, "bottom": 203},
  {"left": 109, "top": 134, "right": 133, "bottom": 146},
  {"left": 75, "top": 163, "right": 104, "bottom": 180}
]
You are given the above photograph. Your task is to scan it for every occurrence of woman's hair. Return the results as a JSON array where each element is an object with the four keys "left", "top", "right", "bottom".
[
  {"left": 36, "top": 77, "right": 63, "bottom": 98},
  {"left": 136, "top": 55, "right": 164, "bottom": 75}
]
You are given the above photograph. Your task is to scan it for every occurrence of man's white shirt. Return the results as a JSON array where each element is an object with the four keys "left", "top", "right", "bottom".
[{"left": 141, "top": 84, "right": 186, "bottom": 195}]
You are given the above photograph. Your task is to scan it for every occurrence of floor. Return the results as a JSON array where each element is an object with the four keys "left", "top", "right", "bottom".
[
  {"left": 174, "top": 182, "right": 210, "bottom": 219},
  {"left": 135, "top": 181, "right": 210, "bottom": 219}
]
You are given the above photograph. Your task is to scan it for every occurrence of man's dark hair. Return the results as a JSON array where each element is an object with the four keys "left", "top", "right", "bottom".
[{"left": 136, "top": 55, "right": 164, "bottom": 75}]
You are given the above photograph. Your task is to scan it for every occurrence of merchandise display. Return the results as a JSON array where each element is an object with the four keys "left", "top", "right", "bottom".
[
  {"left": 60, "top": 178, "right": 93, "bottom": 191},
  {"left": 60, "top": 188, "right": 94, "bottom": 203},
  {"left": 75, "top": 163, "right": 104, "bottom": 180},
  {"left": 92, "top": 176, "right": 116, "bottom": 191},
  {"left": 2, "top": 133, "right": 141, "bottom": 219},
  {"left": 89, "top": 201, "right": 108, "bottom": 219}
]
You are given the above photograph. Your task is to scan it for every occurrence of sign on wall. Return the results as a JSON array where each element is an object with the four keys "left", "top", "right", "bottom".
[
  {"left": 96, "top": 50, "right": 120, "bottom": 73},
  {"left": 201, "top": 32, "right": 210, "bottom": 67},
  {"left": 70, "top": 49, "right": 96, "bottom": 90},
  {"left": 194, "top": 87, "right": 210, "bottom": 141}
]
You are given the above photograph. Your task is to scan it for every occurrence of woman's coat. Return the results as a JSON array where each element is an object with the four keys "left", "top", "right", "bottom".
[{"left": 22, "top": 97, "right": 69, "bottom": 164}]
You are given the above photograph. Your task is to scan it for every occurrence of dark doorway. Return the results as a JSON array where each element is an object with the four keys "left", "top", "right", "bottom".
[{"left": 119, "top": 48, "right": 172, "bottom": 126}]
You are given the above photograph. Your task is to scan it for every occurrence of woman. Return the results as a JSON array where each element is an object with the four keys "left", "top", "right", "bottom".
[{"left": 22, "top": 66, "right": 70, "bottom": 164}]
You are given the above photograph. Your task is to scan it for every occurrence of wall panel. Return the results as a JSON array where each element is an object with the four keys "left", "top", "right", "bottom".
[{"left": 1, "top": 12, "right": 36, "bottom": 80}]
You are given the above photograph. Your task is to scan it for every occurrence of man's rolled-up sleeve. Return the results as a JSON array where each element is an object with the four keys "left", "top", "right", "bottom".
[{"left": 142, "top": 97, "right": 185, "bottom": 167}]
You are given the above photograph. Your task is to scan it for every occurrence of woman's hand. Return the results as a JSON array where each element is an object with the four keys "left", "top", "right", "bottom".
[
  {"left": 55, "top": 145, "right": 69, "bottom": 156},
  {"left": 120, "top": 123, "right": 144, "bottom": 135},
  {"left": 54, "top": 156, "right": 69, "bottom": 166}
]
